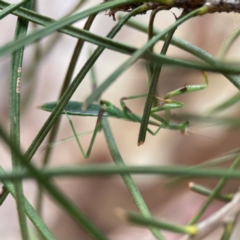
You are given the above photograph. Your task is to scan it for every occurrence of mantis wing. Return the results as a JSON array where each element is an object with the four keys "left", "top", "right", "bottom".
[{"left": 41, "top": 101, "right": 109, "bottom": 117}]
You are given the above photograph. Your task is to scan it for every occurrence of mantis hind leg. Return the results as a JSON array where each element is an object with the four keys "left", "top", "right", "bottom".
[
  {"left": 164, "top": 71, "right": 208, "bottom": 100},
  {"left": 147, "top": 125, "right": 162, "bottom": 135},
  {"left": 64, "top": 106, "right": 105, "bottom": 159}
]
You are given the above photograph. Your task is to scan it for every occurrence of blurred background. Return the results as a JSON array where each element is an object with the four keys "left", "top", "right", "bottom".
[{"left": 1, "top": 0, "right": 240, "bottom": 239}]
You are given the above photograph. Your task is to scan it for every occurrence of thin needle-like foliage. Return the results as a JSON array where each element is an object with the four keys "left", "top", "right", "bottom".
[{"left": 1, "top": 1, "right": 240, "bottom": 240}]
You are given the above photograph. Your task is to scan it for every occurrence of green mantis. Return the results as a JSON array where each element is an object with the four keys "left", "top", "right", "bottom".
[{"left": 41, "top": 71, "right": 208, "bottom": 159}]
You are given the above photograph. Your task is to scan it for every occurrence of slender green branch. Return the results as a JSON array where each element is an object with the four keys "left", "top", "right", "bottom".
[
  {"left": 182, "top": 191, "right": 240, "bottom": 240},
  {"left": 122, "top": 17, "right": 240, "bottom": 89},
  {"left": 0, "top": 4, "right": 148, "bottom": 206},
  {"left": 21, "top": 0, "right": 88, "bottom": 110},
  {"left": 1, "top": 164, "right": 240, "bottom": 181},
  {"left": 189, "top": 182, "right": 233, "bottom": 202},
  {"left": 0, "top": 1, "right": 239, "bottom": 75},
  {"left": 102, "top": 118, "right": 165, "bottom": 240},
  {"left": 188, "top": 155, "right": 240, "bottom": 224},
  {"left": 146, "top": 7, "right": 169, "bottom": 107},
  {"left": 221, "top": 221, "right": 235, "bottom": 240},
  {"left": 10, "top": 1, "right": 34, "bottom": 239},
  {"left": 138, "top": 12, "right": 180, "bottom": 145},
  {"left": 217, "top": 24, "right": 240, "bottom": 60},
  {"left": 0, "top": 167, "right": 55, "bottom": 240},
  {"left": 0, "top": 0, "right": 30, "bottom": 19},
  {"left": 85, "top": 7, "right": 208, "bottom": 108},
  {"left": 166, "top": 149, "right": 240, "bottom": 186},
  {"left": 0, "top": 125, "right": 109, "bottom": 240},
  {"left": 36, "top": 12, "right": 98, "bottom": 218},
  {"left": 117, "top": 209, "right": 197, "bottom": 235},
  {"left": 0, "top": 0, "right": 174, "bottom": 57}
]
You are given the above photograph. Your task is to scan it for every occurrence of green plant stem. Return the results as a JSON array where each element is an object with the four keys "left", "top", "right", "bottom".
[
  {"left": 2, "top": 165, "right": 240, "bottom": 180},
  {"left": 209, "top": 92, "right": 240, "bottom": 114},
  {"left": 166, "top": 148, "right": 240, "bottom": 186},
  {"left": 35, "top": 0, "right": 87, "bottom": 61},
  {"left": 0, "top": 167, "right": 56, "bottom": 240},
  {"left": 38, "top": 0, "right": 87, "bottom": 58},
  {"left": 121, "top": 210, "right": 197, "bottom": 235},
  {"left": 0, "top": 1, "right": 239, "bottom": 75},
  {"left": 217, "top": 24, "right": 240, "bottom": 60},
  {"left": 221, "top": 222, "right": 235, "bottom": 240},
  {"left": 147, "top": 6, "right": 167, "bottom": 107},
  {"left": 189, "top": 182, "right": 233, "bottom": 202},
  {"left": 0, "top": 4, "right": 149, "bottom": 206},
  {"left": 102, "top": 118, "right": 165, "bottom": 240},
  {"left": 0, "top": 0, "right": 175, "bottom": 57},
  {"left": 85, "top": 7, "right": 207, "bottom": 108},
  {"left": 0, "top": 125, "right": 109, "bottom": 240},
  {"left": 10, "top": 1, "right": 33, "bottom": 239},
  {"left": 35, "top": 12, "right": 97, "bottom": 218},
  {"left": 0, "top": 0, "right": 30, "bottom": 19},
  {"left": 89, "top": 49, "right": 98, "bottom": 94},
  {"left": 138, "top": 13, "right": 180, "bottom": 145},
  {"left": 21, "top": 0, "right": 87, "bottom": 111},
  {"left": 122, "top": 17, "right": 240, "bottom": 89},
  {"left": 188, "top": 155, "right": 240, "bottom": 224}
]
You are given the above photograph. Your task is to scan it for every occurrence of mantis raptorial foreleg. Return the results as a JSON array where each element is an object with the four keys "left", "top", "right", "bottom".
[
  {"left": 119, "top": 71, "right": 208, "bottom": 116},
  {"left": 166, "top": 71, "right": 208, "bottom": 100},
  {"left": 119, "top": 71, "right": 208, "bottom": 136},
  {"left": 151, "top": 71, "right": 209, "bottom": 114}
]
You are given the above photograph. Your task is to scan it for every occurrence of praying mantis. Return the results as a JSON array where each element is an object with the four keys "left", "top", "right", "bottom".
[{"left": 41, "top": 72, "right": 208, "bottom": 159}]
